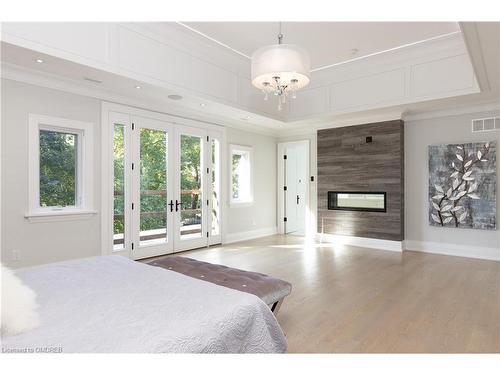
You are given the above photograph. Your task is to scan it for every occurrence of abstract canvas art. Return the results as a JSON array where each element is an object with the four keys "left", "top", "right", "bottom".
[{"left": 428, "top": 141, "right": 496, "bottom": 229}]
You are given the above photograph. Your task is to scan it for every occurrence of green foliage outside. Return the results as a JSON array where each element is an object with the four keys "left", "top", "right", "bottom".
[
  {"left": 232, "top": 153, "right": 241, "bottom": 199},
  {"left": 113, "top": 125, "right": 125, "bottom": 235},
  {"left": 39, "top": 130, "right": 77, "bottom": 207},
  {"left": 41, "top": 125, "right": 217, "bottom": 239},
  {"left": 112, "top": 128, "right": 203, "bottom": 236}
]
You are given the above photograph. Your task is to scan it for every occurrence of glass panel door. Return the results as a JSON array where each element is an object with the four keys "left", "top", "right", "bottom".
[
  {"left": 113, "top": 123, "right": 126, "bottom": 251},
  {"left": 209, "top": 133, "right": 222, "bottom": 245},
  {"left": 109, "top": 111, "right": 132, "bottom": 255},
  {"left": 179, "top": 134, "right": 203, "bottom": 240},
  {"left": 139, "top": 128, "right": 169, "bottom": 246},
  {"left": 108, "top": 109, "right": 223, "bottom": 258},
  {"left": 174, "top": 126, "right": 207, "bottom": 251},
  {"left": 131, "top": 116, "right": 174, "bottom": 259}
]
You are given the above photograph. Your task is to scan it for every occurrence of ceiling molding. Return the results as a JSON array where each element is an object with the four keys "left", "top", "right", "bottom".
[
  {"left": 176, "top": 22, "right": 251, "bottom": 59},
  {"left": 278, "top": 110, "right": 404, "bottom": 137},
  {"left": 2, "top": 22, "right": 497, "bottom": 136},
  {"left": 404, "top": 100, "right": 500, "bottom": 122},
  {"left": 177, "top": 23, "right": 461, "bottom": 73},
  {"left": 459, "top": 22, "right": 490, "bottom": 92},
  {"left": 310, "top": 32, "right": 462, "bottom": 72},
  {"left": 0, "top": 62, "right": 280, "bottom": 137}
]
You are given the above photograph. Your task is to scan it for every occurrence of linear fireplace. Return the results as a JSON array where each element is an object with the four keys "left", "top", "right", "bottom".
[{"left": 328, "top": 191, "right": 387, "bottom": 212}]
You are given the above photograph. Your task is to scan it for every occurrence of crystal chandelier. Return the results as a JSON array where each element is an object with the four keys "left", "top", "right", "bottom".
[{"left": 251, "top": 22, "right": 311, "bottom": 111}]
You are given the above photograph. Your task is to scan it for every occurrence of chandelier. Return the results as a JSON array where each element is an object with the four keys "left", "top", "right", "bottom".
[{"left": 251, "top": 22, "right": 311, "bottom": 111}]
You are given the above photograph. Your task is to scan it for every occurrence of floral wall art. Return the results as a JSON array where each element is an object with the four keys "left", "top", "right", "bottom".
[{"left": 428, "top": 141, "right": 496, "bottom": 230}]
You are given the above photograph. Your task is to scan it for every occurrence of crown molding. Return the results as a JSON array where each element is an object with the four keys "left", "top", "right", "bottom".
[
  {"left": 459, "top": 22, "right": 491, "bottom": 92},
  {"left": 279, "top": 110, "right": 404, "bottom": 137},
  {"left": 0, "top": 62, "right": 280, "bottom": 137},
  {"left": 404, "top": 100, "right": 500, "bottom": 122}
]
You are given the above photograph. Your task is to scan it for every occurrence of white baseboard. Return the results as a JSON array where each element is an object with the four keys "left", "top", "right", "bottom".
[
  {"left": 316, "top": 233, "right": 403, "bottom": 252},
  {"left": 224, "top": 226, "right": 278, "bottom": 244},
  {"left": 404, "top": 240, "right": 500, "bottom": 261}
]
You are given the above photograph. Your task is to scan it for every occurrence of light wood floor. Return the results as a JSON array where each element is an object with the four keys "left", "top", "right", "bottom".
[{"left": 154, "top": 235, "right": 500, "bottom": 353}]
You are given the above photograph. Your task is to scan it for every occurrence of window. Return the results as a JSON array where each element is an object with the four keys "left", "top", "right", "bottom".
[
  {"left": 27, "top": 114, "right": 94, "bottom": 220},
  {"left": 230, "top": 144, "right": 253, "bottom": 206}
]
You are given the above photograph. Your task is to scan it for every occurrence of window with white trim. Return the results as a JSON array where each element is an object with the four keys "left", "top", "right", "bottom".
[
  {"left": 27, "top": 114, "right": 94, "bottom": 219},
  {"left": 230, "top": 144, "right": 253, "bottom": 206}
]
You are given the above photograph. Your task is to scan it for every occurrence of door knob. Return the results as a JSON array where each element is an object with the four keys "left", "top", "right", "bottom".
[
  {"left": 168, "top": 200, "right": 174, "bottom": 212},
  {"left": 175, "top": 199, "right": 180, "bottom": 212},
  {"left": 297, "top": 195, "right": 300, "bottom": 205}
]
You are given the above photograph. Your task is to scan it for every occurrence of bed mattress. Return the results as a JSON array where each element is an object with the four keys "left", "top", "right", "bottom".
[{"left": 1, "top": 256, "right": 287, "bottom": 353}]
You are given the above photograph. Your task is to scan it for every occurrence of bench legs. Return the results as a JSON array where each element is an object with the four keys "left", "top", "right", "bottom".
[{"left": 270, "top": 298, "right": 285, "bottom": 314}]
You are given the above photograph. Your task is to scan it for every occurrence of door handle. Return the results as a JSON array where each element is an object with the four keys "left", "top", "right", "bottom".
[
  {"left": 297, "top": 195, "right": 300, "bottom": 205},
  {"left": 168, "top": 200, "right": 174, "bottom": 212},
  {"left": 175, "top": 199, "right": 180, "bottom": 212}
]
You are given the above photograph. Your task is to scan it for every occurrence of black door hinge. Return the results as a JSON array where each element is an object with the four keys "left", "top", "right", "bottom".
[
  {"left": 207, "top": 136, "right": 209, "bottom": 142},
  {"left": 132, "top": 123, "right": 135, "bottom": 130},
  {"left": 131, "top": 203, "right": 134, "bottom": 210},
  {"left": 131, "top": 162, "right": 134, "bottom": 170},
  {"left": 283, "top": 155, "right": 287, "bottom": 160},
  {"left": 284, "top": 217, "right": 287, "bottom": 222},
  {"left": 207, "top": 167, "right": 209, "bottom": 174},
  {"left": 131, "top": 242, "right": 134, "bottom": 250},
  {"left": 284, "top": 186, "right": 287, "bottom": 191},
  {"left": 207, "top": 199, "right": 209, "bottom": 206},
  {"left": 206, "top": 232, "right": 209, "bottom": 238}
]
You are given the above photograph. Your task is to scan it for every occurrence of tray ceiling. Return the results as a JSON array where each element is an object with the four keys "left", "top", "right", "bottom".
[{"left": 180, "top": 22, "right": 460, "bottom": 70}]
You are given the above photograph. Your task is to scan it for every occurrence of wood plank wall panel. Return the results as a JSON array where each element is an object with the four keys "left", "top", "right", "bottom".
[{"left": 317, "top": 120, "right": 404, "bottom": 241}]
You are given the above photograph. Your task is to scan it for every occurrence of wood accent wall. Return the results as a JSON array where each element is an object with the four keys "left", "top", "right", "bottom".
[{"left": 317, "top": 120, "right": 404, "bottom": 241}]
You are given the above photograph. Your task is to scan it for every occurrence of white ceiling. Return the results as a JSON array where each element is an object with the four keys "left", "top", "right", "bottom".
[
  {"left": 1, "top": 22, "right": 498, "bottom": 137},
  {"left": 181, "top": 22, "right": 460, "bottom": 70}
]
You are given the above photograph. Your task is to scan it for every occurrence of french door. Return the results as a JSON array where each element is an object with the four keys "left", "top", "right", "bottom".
[{"left": 109, "top": 111, "right": 222, "bottom": 260}]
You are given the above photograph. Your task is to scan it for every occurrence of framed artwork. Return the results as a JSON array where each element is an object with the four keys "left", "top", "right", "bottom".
[{"left": 428, "top": 141, "right": 496, "bottom": 229}]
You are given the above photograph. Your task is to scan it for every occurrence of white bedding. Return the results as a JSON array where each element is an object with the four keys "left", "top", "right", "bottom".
[{"left": 1, "top": 256, "right": 287, "bottom": 353}]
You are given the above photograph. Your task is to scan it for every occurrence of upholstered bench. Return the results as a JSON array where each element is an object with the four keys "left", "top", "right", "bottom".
[{"left": 148, "top": 256, "right": 292, "bottom": 314}]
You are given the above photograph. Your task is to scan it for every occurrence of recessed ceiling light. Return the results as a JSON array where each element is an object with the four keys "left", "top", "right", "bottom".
[
  {"left": 35, "top": 58, "right": 44, "bottom": 63},
  {"left": 240, "top": 116, "right": 251, "bottom": 121},
  {"left": 135, "top": 85, "right": 141, "bottom": 89},
  {"left": 200, "top": 103, "right": 206, "bottom": 107},
  {"left": 168, "top": 94, "right": 183, "bottom": 101},
  {"left": 83, "top": 77, "right": 103, "bottom": 84}
]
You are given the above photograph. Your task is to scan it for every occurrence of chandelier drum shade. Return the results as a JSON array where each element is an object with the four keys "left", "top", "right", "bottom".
[{"left": 251, "top": 23, "right": 311, "bottom": 110}]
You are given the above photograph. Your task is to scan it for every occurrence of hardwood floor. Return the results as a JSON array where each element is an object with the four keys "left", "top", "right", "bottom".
[{"left": 153, "top": 235, "right": 500, "bottom": 353}]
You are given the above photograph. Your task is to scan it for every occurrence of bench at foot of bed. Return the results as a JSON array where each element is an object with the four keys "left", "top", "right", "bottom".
[{"left": 148, "top": 256, "right": 292, "bottom": 314}]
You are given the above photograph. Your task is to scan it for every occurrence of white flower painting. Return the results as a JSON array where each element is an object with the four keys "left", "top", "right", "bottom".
[{"left": 428, "top": 141, "right": 496, "bottom": 229}]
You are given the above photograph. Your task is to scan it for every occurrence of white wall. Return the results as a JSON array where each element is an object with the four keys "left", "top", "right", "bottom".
[
  {"left": 224, "top": 127, "right": 277, "bottom": 241},
  {"left": 1, "top": 79, "right": 102, "bottom": 268},
  {"left": 405, "top": 109, "right": 500, "bottom": 260},
  {"left": 1, "top": 79, "right": 279, "bottom": 267}
]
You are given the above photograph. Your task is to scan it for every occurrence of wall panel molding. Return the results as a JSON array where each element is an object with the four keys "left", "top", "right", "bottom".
[{"left": 1, "top": 23, "right": 481, "bottom": 126}]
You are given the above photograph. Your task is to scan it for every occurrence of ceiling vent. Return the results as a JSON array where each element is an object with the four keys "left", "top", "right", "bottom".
[{"left": 472, "top": 117, "right": 500, "bottom": 133}]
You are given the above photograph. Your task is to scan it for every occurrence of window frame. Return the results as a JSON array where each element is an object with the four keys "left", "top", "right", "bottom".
[
  {"left": 229, "top": 144, "right": 254, "bottom": 207},
  {"left": 27, "top": 114, "right": 95, "bottom": 221}
]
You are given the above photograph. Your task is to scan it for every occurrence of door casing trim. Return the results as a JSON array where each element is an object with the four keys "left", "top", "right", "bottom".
[{"left": 101, "top": 101, "right": 227, "bottom": 258}]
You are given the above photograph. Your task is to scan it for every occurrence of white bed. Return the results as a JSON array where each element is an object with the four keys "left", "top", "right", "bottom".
[{"left": 1, "top": 256, "right": 287, "bottom": 353}]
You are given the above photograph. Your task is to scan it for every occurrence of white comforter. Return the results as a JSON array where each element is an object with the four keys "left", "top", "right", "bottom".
[{"left": 1, "top": 256, "right": 287, "bottom": 353}]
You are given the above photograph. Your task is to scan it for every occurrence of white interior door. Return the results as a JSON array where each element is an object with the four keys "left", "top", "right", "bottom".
[
  {"left": 284, "top": 143, "right": 308, "bottom": 235},
  {"left": 285, "top": 147, "right": 299, "bottom": 233},
  {"left": 295, "top": 144, "right": 307, "bottom": 235}
]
